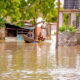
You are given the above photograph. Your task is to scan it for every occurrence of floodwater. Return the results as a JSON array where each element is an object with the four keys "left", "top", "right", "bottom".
[{"left": 0, "top": 39, "right": 80, "bottom": 80}]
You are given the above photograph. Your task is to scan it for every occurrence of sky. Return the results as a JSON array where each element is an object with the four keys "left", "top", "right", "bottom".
[
  {"left": 55, "top": 0, "right": 64, "bottom": 7},
  {"left": 61, "top": 0, "right": 64, "bottom": 5},
  {"left": 61, "top": 0, "right": 64, "bottom": 7}
]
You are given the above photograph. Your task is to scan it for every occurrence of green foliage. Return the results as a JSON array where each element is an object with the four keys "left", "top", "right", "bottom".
[
  {"left": 17, "top": 21, "right": 24, "bottom": 27},
  {"left": 68, "top": 25, "right": 73, "bottom": 31},
  {"left": 59, "top": 24, "right": 77, "bottom": 33},
  {"left": 0, "top": 0, "right": 57, "bottom": 27},
  {"left": 30, "top": 21, "right": 35, "bottom": 25},
  {"left": 64, "top": 14, "right": 69, "bottom": 25},
  {"left": 72, "top": 29, "right": 76, "bottom": 33},
  {"left": 54, "top": 32, "right": 56, "bottom": 35},
  {"left": 68, "top": 25, "right": 76, "bottom": 33},
  {"left": 76, "top": 14, "right": 80, "bottom": 22},
  {"left": 59, "top": 24, "right": 66, "bottom": 32},
  {"left": 0, "top": 17, "right": 6, "bottom": 27},
  {"left": 41, "top": 1, "right": 57, "bottom": 23}
]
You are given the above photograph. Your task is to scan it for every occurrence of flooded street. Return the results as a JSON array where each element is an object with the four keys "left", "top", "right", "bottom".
[{"left": 0, "top": 40, "right": 80, "bottom": 80}]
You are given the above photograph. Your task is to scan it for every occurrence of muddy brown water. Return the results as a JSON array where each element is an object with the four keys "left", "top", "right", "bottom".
[{"left": 0, "top": 41, "right": 80, "bottom": 80}]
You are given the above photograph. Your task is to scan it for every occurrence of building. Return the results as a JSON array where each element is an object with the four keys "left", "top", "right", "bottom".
[
  {"left": 59, "top": 0, "right": 80, "bottom": 28},
  {"left": 64, "top": 0, "right": 80, "bottom": 9},
  {"left": 0, "top": 23, "right": 35, "bottom": 41}
]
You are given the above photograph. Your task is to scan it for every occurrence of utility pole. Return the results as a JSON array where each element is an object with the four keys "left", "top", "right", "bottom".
[{"left": 56, "top": 0, "right": 60, "bottom": 49}]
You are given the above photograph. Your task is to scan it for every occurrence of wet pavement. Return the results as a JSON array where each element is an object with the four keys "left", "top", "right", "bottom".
[{"left": 0, "top": 39, "right": 80, "bottom": 80}]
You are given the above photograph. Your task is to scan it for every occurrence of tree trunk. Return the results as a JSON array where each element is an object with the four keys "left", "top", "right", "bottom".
[
  {"left": 0, "top": 27, "right": 5, "bottom": 40},
  {"left": 33, "top": 18, "right": 37, "bottom": 40}
]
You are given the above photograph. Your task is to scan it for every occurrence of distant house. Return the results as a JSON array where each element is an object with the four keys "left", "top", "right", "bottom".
[
  {"left": 4, "top": 23, "right": 35, "bottom": 41},
  {"left": 0, "top": 19, "right": 53, "bottom": 40}
]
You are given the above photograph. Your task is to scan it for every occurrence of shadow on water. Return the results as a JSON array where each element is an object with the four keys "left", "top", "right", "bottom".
[{"left": 0, "top": 41, "right": 80, "bottom": 80}]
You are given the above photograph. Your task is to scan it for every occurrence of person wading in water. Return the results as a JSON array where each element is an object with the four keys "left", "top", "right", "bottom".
[{"left": 38, "top": 32, "right": 45, "bottom": 41}]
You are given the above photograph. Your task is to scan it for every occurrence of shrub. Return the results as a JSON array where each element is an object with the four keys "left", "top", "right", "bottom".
[
  {"left": 68, "top": 25, "right": 74, "bottom": 31},
  {"left": 68, "top": 25, "right": 76, "bottom": 33},
  {"left": 54, "top": 32, "right": 56, "bottom": 35},
  {"left": 72, "top": 29, "right": 76, "bottom": 33},
  {"left": 59, "top": 24, "right": 66, "bottom": 32},
  {"left": 59, "top": 24, "right": 76, "bottom": 33}
]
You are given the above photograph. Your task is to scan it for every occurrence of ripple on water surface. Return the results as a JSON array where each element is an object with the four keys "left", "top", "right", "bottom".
[{"left": 0, "top": 41, "right": 80, "bottom": 80}]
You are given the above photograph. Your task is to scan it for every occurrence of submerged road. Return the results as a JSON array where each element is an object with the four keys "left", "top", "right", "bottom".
[{"left": 0, "top": 37, "right": 80, "bottom": 80}]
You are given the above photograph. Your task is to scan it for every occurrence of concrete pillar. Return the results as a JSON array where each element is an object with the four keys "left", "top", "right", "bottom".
[
  {"left": 59, "top": 12, "right": 63, "bottom": 27},
  {"left": 71, "top": 13, "right": 76, "bottom": 25},
  {"left": 0, "top": 28, "right": 5, "bottom": 40},
  {"left": 69, "top": 14, "right": 71, "bottom": 25}
]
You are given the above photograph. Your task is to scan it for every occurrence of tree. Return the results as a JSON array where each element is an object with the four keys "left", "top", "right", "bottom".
[
  {"left": 23, "top": 0, "right": 56, "bottom": 39},
  {"left": 0, "top": 0, "right": 57, "bottom": 25},
  {"left": 0, "top": 0, "right": 27, "bottom": 27},
  {"left": 0, "top": 0, "right": 57, "bottom": 39},
  {"left": 39, "top": 0, "right": 57, "bottom": 22}
]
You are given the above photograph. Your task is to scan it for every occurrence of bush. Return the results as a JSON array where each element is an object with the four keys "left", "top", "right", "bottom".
[
  {"left": 59, "top": 24, "right": 76, "bottom": 33},
  {"left": 68, "top": 25, "right": 74, "bottom": 31},
  {"left": 59, "top": 24, "right": 66, "bottom": 32},
  {"left": 72, "top": 29, "right": 76, "bottom": 33},
  {"left": 68, "top": 25, "right": 76, "bottom": 33},
  {"left": 54, "top": 32, "right": 56, "bottom": 35}
]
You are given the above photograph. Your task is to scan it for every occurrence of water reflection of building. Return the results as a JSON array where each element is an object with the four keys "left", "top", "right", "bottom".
[
  {"left": 23, "top": 43, "right": 51, "bottom": 70},
  {"left": 5, "top": 42, "right": 24, "bottom": 70},
  {"left": 23, "top": 44, "right": 37, "bottom": 70},
  {"left": 0, "top": 42, "right": 7, "bottom": 72},
  {"left": 1, "top": 42, "right": 80, "bottom": 80},
  {"left": 37, "top": 43, "right": 53, "bottom": 70},
  {"left": 57, "top": 47, "right": 80, "bottom": 69}
]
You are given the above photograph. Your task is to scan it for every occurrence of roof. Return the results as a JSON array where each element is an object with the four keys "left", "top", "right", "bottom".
[
  {"left": 5, "top": 23, "right": 35, "bottom": 30},
  {"left": 5, "top": 23, "right": 21, "bottom": 29},
  {"left": 22, "top": 26, "right": 35, "bottom": 30}
]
